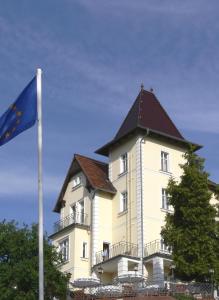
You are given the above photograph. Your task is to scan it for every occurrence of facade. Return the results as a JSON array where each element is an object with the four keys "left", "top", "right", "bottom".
[{"left": 50, "top": 88, "right": 218, "bottom": 287}]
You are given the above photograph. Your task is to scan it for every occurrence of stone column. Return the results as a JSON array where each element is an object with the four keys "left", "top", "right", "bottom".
[
  {"left": 152, "top": 257, "right": 164, "bottom": 287},
  {"left": 118, "top": 257, "right": 128, "bottom": 276},
  {"left": 91, "top": 193, "right": 99, "bottom": 277}
]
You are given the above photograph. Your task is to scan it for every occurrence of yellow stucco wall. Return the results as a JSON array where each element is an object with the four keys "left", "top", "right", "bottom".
[
  {"left": 108, "top": 135, "right": 187, "bottom": 247},
  {"left": 51, "top": 133, "right": 218, "bottom": 281},
  {"left": 97, "top": 191, "right": 113, "bottom": 250},
  {"left": 61, "top": 172, "right": 91, "bottom": 225},
  {"left": 52, "top": 226, "right": 90, "bottom": 281},
  {"left": 142, "top": 137, "right": 186, "bottom": 244},
  {"left": 109, "top": 136, "right": 137, "bottom": 246}
]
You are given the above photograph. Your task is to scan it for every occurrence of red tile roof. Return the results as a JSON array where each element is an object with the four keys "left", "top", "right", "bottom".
[
  {"left": 75, "top": 154, "right": 116, "bottom": 194},
  {"left": 96, "top": 89, "right": 202, "bottom": 156},
  {"left": 53, "top": 154, "right": 116, "bottom": 213}
]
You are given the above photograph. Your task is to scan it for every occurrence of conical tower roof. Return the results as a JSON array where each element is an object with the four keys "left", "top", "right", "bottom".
[
  {"left": 96, "top": 89, "right": 201, "bottom": 156},
  {"left": 114, "top": 89, "right": 184, "bottom": 141}
]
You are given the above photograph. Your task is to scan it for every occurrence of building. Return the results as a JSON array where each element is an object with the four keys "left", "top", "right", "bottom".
[{"left": 50, "top": 87, "right": 218, "bottom": 287}]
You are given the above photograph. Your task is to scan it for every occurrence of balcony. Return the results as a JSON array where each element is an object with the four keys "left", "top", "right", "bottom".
[
  {"left": 95, "top": 242, "right": 138, "bottom": 265},
  {"left": 144, "top": 239, "right": 172, "bottom": 258},
  {"left": 53, "top": 212, "right": 89, "bottom": 234}
]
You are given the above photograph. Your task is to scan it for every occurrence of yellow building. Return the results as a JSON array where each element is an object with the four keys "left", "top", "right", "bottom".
[{"left": 50, "top": 87, "right": 218, "bottom": 287}]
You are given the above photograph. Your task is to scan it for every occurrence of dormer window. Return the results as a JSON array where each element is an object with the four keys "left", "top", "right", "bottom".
[
  {"left": 72, "top": 176, "right": 81, "bottom": 189},
  {"left": 120, "top": 153, "right": 128, "bottom": 174}
]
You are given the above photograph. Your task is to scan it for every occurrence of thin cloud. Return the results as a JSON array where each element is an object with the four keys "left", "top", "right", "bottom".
[
  {"left": 0, "top": 167, "right": 62, "bottom": 198},
  {"left": 78, "top": 0, "right": 218, "bottom": 17},
  {"left": 0, "top": 6, "right": 219, "bottom": 136},
  {"left": 176, "top": 111, "right": 219, "bottom": 134}
]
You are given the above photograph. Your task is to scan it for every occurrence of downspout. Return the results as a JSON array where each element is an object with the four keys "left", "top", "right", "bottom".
[
  {"left": 90, "top": 188, "right": 97, "bottom": 276},
  {"left": 139, "top": 128, "right": 149, "bottom": 276}
]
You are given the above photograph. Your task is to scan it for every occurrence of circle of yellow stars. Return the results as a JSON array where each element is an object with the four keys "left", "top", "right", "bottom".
[{"left": 0, "top": 104, "right": 23, "bottom": 140}]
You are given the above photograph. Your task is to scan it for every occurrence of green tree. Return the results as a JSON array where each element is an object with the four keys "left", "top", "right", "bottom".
[
  {"left": 161, "top": 148, "right": 219, "bottom": 282},
  {"left": 0, "top": 220, "right": 70, "bottom": 300}
]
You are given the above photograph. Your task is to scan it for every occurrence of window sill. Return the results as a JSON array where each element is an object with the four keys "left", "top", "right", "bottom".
[
  {"left": 80, "top": 257, "right": 88, "bottom": 261},
  {"left": 118, "top": 171, "right": 128, "bottom": 178},
  {"left": 59, "top": 259, "right": 69, "bottom": 266},
  {"left": 72, "top": 184, "right": 82, "bottom": 192},
  {"left": 118, "top": 210, "right": 128, "bottom": 217},
  {"left": 159, "top": 170, "right": 172, "bottom": 176},
  {"left": 161, "top": 208, "right": 173, "bottom": 214}
]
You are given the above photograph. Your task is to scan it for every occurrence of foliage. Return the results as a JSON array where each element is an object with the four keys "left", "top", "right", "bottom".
[
  {"left": 161, "top": 147, "right": 219, "bottom": 282},
  {"left": 0, "top": 220, "right": 70, "bottom": 300}
]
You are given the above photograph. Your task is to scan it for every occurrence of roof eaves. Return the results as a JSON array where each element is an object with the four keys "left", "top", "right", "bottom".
[
  {"left": 94, "top": 186, "right": 117, "bottom": 195},
  {"left": 53, "top": 157, "right": 75, "bottom": 213},
  {"left": 208, "top": 179, "right": 219, "bottom": 192},
  {"left": 138, "top": 126, "right": 203, "bottom": 151},
  {"left": 95, "top": 126, "right": 202, "bottom": 156}
]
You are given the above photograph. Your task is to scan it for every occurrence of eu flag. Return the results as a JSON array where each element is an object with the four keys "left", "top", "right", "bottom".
[{"left": 0, "top": 77, "right": 37, "bottom": 146}]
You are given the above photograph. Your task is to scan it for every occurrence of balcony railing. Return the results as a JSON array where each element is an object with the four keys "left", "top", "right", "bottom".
[
  {"left": 95, "top": 242, "right": 138, "bottom": 264},
  {"left": 53, "top": 212, "right": 89, "bottom": 233},
  {"left": 144, "top": 239, "right": 172, "bottom": 258}
]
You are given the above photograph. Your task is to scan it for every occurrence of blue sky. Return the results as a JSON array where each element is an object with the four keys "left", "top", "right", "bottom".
[{"left": 0, "top": 0, "right": 219, "bottom": 234}]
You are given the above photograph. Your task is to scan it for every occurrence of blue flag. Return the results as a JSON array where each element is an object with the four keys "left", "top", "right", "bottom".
[{"left": 0, "top": 77, "right": 37, "bottom": 146}]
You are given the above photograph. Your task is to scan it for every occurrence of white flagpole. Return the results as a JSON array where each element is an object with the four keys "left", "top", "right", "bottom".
[{"left": 36, "top": 68, "right": 44, "bottom": 300}]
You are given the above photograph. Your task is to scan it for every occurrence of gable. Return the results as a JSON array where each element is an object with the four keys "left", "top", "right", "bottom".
[{"left": 53, "top": 154, "right": 116, "bottom": 212}]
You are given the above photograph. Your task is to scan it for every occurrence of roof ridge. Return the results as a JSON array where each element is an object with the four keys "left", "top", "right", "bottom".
[
  {"left": 74, "top": 153, "right": 108, "bottom": 166},
  {"left": 147, "top": 92, "right": 184, "bottom": 139},
  {"left": 137, "top": 88, "right": 145, "bottom": 125},
  {"left": 114, "top": 91, "right": 141, "bottom": 140}
]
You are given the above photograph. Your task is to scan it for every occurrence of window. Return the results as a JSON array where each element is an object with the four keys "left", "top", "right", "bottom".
[
  {"left": 120, "top": 191, "right": 128, "bottom": 212},
  {"left": 162, "top": 188, "right": 169, "bottom": 210},
  {"left": 71, "top": 203, "right": 76, "bottom": 215},
  {"left": 60, "top": 207, "right": 64, "bottom": 220},
  {"left": 103, "top": 242, "right": 110, "bottom": 261},
  {"left": 72, "top": 176, "right": 81, "bottom": 188},
  {"left": 161, "top": 151, "right": 169, "bottom": 172},
  {"left": 120, "top": 153, "right": 128, "bottom": 174},
  {"left": 82, "top": 242, "right": 88, "bottom": 258},
  {"left": 71, "top": 200, "right": 85, "bottom": 223},
  {"left": 78, "top": 200, "right": 84, "bottom": 223},
  {"left": 70, "top": 203, "right": 76, "bottom": 224},
  {"left": 59, "top": 238, "right": 69, "bottom": 262},
  {"left": 160, "top": 239, "right": 171, "bottom": 253}
]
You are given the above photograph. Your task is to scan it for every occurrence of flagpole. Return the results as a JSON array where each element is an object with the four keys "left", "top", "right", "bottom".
[{"left": 36, "top": 68, "right": 44, "bottom": 300}]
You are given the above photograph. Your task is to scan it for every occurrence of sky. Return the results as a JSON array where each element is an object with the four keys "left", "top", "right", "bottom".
[{"left": 0, "top": 0, "right": 219, "bottom": 234}]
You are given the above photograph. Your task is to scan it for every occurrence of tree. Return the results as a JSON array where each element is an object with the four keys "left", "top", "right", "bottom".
[
  {"left": 161, "top": 147, "right": 219, "bottom": 282},
  {"left": 0, "top": 220, "right": 70, "bottom": 300}
]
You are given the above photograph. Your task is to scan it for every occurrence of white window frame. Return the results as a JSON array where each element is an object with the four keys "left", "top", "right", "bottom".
[
  {"left": 120, "top": 191, "right": 128, "bottom": 212},
  {"left": 160, "top": 238, "right": 171, "bottom": 253},
  {"left": 71, "top": 199, "right": 85, "bottom": 224},
  {"left": 78, "top": 199, "right": 85, "bottom": 223},
  {"left": 82, "top": 241, "right": 88, "bottom": 258},
  {"left": 59, "top": 237, "right": 69, "bottom": 262},
  {"left": 72, "top": 175, "right": 81, "bottom": 189},
  {"left": 60, "top": 207, "right": 64, "bottom": 221},
  {"left": 161, "top": 151, "right": 169, "bottom": 172},
  {"left": 162, "top": 188, "right": 169, "bottom": 210},
  {"left": 160, "top": 238, "right": 172, "bottom": 253},
  {"left": 120, "top": 153, "right": 128, "bottom": 174}
]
